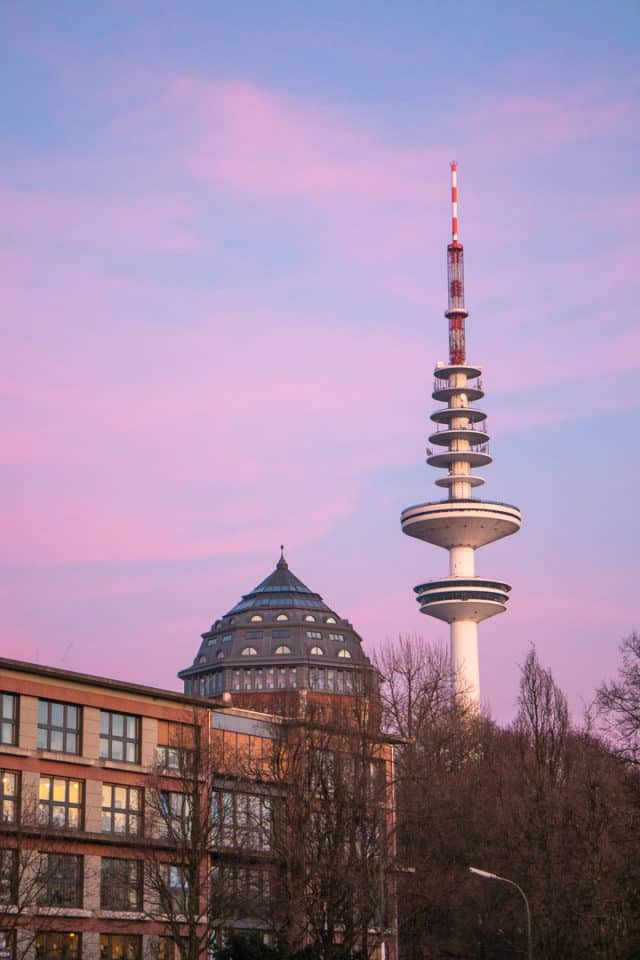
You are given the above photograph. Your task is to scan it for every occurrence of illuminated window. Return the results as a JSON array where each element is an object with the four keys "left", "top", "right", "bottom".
[
  {"left": 99, "top": 934, "right": 140, "bottom": 959},
  {"left": 304, "top": 615, "right": 316, "bottom": 623},
  {"left": 274, "top": 645, "right": 291, "bottom": 655},
  {"left": 35, "top": 932, "right": 81, "bottom": 958},
  {"left": 0, "top": 770, "right": 18, "bottom": 823},
  {"left": 325, "top": 617, "right": 337, "bottom": 624},
  {"left": 242, "top": 647, "right": 258, "bottom": 656},
  {"left": 276, "top": 614, "right": 289, "bottom": 622},
  {"left": 39, "top": 777, "right": 83, "bottom": 830},
  {"left": 310, "top": 646, "right": 324, "bottom": 656},
  {"left": 250, "top": 615, "right": 263, "bottom": 622},
  {"left": 338, "top": 649, "right": 352, "bottom": 659}
]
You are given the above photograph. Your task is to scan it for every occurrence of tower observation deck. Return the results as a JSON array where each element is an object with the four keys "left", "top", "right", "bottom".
[{"left": 400, "top": 164, "right": 521, "bottom": 706}]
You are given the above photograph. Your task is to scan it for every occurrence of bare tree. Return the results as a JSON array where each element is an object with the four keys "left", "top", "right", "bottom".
[
  {"left": 0, "top": 784, "right": 86, "bottom": 960},
  {"left": 142, "top": 708, "right": 236, "bottom": 960},
  {"left": 596, "top": 631, "right": 640, "bottom": 764}
]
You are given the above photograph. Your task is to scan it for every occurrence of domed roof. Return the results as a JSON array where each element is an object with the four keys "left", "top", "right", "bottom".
[{"left": 179, "top": 550, "right": 373, "bottom": 698}]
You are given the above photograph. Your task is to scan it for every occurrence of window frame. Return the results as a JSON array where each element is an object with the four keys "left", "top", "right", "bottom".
[
  {"left": 99, "top": 710, "right": 140, "bottom": 764},
  {"left": 100, "top": 857, "right": 143, "bottom": 912},
  {"left": 37, "top": 853, "right": 83, "bottom": 908},
  {"left": 99, "top": 933, "right": 141, "bottom": 959},
  {"left": 0, "top": 769, "right": 19, "bottom": 824},
  {"left": 0, "top": 693, "right": 18, "bottom": 747},
  {"left": 101, "top": 783, "right": 142, "bottom": 836},
  {"left": 38, "top": 776, "right": 83, "bottom": 830},
  {"left": 35, "top": 931, "right": 81, "bottom": 959},
  {"left": 37, "top": 700, "right": 81, "bottom": 755}
]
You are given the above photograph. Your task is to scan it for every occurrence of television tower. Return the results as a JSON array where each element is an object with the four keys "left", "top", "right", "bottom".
[{"left": 401, "top": 163, "right": 521, "bottom": 706}]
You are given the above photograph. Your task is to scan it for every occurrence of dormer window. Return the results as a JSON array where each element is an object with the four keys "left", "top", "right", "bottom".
[
  {"left": 275, "top": 645, "right": 292, "bottom": 655},
  {"left": 217, "top": 651, "right": 225, "bottom": 659},
  {"left": 338, "top": 649, "right": 352, "bottom": 659},
  {"left": 242, "top": 647, "right": 258, "bottom": 656},
  {"left": 304, "top": 615, "right": 316, "bottom": 623},
  {"left": 310, "top": 646, "right": 324, "bottom": 656},
  {"left": 276, "top": 614, "right": 289, "bottom": 622},
  {"left": 325, "top": 617, "right": 337, "bottom": 624},
  {"left": 250, "top": 615, "right": 263, "bottom": 623}
]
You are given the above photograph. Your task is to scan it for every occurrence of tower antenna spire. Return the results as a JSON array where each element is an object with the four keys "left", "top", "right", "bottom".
[{"left": 446, "top": 161, "right": 467, "bottom": 365}]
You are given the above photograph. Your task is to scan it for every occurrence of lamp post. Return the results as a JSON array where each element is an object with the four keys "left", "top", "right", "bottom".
[{"left": 469, "top": 866, "right": 533, "bottom": 960}]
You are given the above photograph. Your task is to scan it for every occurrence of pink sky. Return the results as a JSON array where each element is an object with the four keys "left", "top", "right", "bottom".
[{"left": 1, "top": 5, "right": 638, "bottom": 722}]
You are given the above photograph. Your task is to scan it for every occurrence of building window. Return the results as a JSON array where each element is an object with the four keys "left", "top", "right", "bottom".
[
  {"left": 255, "top": 669, "right": 264, "bottom": 690},
  {"left": 232, "top": 670, "right": 241, "bottom": 691},
  {"left": 99, "top": 934, "right": 140, "bottom": 959},
  {"left": 289, "top": 667, "right": 297, "bottom": 687},
  {"left": 222, "top": 634, "right": 233, "bottom": 642},
  {"left": 101, "top": 857, "right": 142, "bottom": 911},
  {"left": 278, "top": 668, "right": 287, "bottom": 688},
  {"left": 0, "top": 850, "right": 16, "bottom": 904},
  {"left": 329, "top": 633, "right": 345, "bottom": 642},
  {"left": 274, "top": 645, "right": 291, "bottom": 655},
  {"left": 306, "top": 631, "right": 322, "bottom": 640},
  {"left": 249, "top": 615, "right": 263, "bottom": 622},
  {"left": 325, "top": 616, "right": 337, "bottom": 624},
  {"left": 0, "top": 770, "right": 18, "bottom": 823},
  {"left": 304, "top": 615, "right": 316, "bottom": 622},
  {"left": 213, "top": 790, "right": 272, "bottom": 851},
  {"left": 101, "top": 784, "right": 141, "bottom": 836},
  {"left": 266, "top": 668, "right": 275, "bottom": 690},
  {"left": 242, "top": 647, "right": 258, "bottom": 656},
  {"left": 157, "top": 721, "right": 195, "bottom": 771},
  {"left": 275, "top": 613, "right": 289, "bottom": 622},
  {"left": 157, "top": 790, "right": 191, "bottom": 839},
  {"left": 158, "top": 936, "right": 188, "bottom": 960},
  {"left": 37, "top": 700, "right": 81, "bottom": 755},
  {"left": 35, "top": 932, "right": 81, "bottom": 958},
  {"left": 100, "top": 711, "right": 140, "bottom": 764},
  {"left": 243, "top": 669, "right": 252, "bottom": 690},
  {"left": 310, "top": 646, "right": 324, "bottom": 656},
  {"left": 39, "top": 777, "right": 83, "bottom": 829},
  {"left": 338, "top": 649, "right": 352, "bottom": 658},
  {"left": 0, "top": 694, "right": 17, "bottom": 746},
  {"left": 37, "top": 854, "right": 83, "bottom": 908},
  {"left": 162, "top": 864, "right": 188, "bottom": 913},
  {"left": 272, "top": 629, "right": 290, "bottom": 639},
  {"left": 217, "top": 651, "right": 225, "bottom": 659}
]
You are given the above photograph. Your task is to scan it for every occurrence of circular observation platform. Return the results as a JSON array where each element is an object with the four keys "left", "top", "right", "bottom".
[
  {"left": 427, "top": 449, "right": 492, "bottom": 468},
  {"left": 413, "top": 577, "right": 511, "bottom": 623},
  {"left": 401, "top": 499, "right": 521, "bottom": 548},
  {"left": 429, "top": 427, "right": 490, "bottom": 447},
  {"left": 435, "top": 474, "right": 485, "bottom": 489},
  {"left": 433, "top": 363, "right": 482, "bottom": 380},
  {"left": 431, "top": 407, "right": 487, "bottom": 425}
]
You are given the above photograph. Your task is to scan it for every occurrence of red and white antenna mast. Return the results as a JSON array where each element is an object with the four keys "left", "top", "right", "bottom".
[{"left": 446, "top": 161, "right": 468, "bottom": 365}]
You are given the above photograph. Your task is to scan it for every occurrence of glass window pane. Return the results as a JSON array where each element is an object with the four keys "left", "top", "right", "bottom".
[
  {"left": 67, "top": 706, "right": 77, "bottom": 727},
  {"left": 38, "top": 701, "right": 48, "bottom": 724},
  {"left": 66, "top": 733, "right": 77, "bottom": 753},
  {"left": 99, "top": 736, "right": 109, "bottom": 759},
  {"left": 37, "top": 728, "right": 47, "bottom": 750},
  {"left": 125, "top": 742, "right": 136, "bottom": 763},
  {"left": 113, "top": 812, "right": 126, "bottom": 833},
  {"left": 50, "top": 730, "right": 64, "bottom": 752},
  {"left": 101, "top": 811, "right": 111, "bottom": 831},
  {"left": 68, "top": 781, "right": 81, "bottom": 804},
  {"left": 67, "top": 807, "right": 79, "bottom": 828},
  {"left": 100, "top": 712, "right": 109, "bottom": 735},
  {"left": 126, "top": 716, "right": 137, "bottom": 739},
  {"left": 112, "top": 714, "right": 124, "bottom": 737},
  {"left": 51, "top": 703, "right": 64, "bottom": 727},
  {"left": 111, "top": 740, "right": 124, "bottom": 761},
  {"left": 52, "top": 779, "right": 67, "bottom": 802},
  {"left": 114, "top": 787, "right": 126, "bottom": 808}
]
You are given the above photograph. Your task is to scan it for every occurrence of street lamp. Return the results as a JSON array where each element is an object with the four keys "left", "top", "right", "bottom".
[{"left": 469, "top": 867, "right": 533, "bottom": 960}]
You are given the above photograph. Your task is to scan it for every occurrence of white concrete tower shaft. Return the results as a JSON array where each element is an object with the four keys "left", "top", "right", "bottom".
[{"left": 400, "top": 163, "right": 521, "bottom": 707}]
